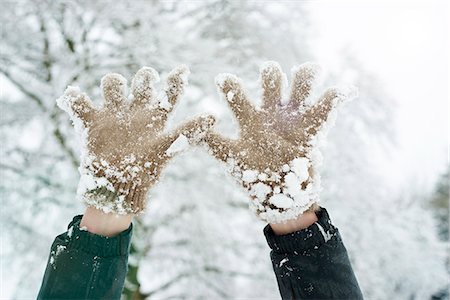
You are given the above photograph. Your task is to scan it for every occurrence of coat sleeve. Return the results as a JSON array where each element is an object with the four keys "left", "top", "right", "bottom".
[
  {"left": 37, "top": 215, "right": 132, "bottom": 300},
  {"left": 264, "top": 208, "right": 364, "bottom": 300}
]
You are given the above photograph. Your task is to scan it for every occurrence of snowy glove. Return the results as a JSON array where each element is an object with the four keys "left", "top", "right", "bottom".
[
  {"left": 57, "top": 65, "right": 215, "bottom": 214},
  {"left": 204, "top": 62, "right": 356, "bottom": 223}
]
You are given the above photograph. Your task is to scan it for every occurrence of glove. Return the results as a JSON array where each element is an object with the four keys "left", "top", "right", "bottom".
[
  {"left": 203, "top": 62, "right": 356, "bottom": 223},
  {"left": 57, "top": 65, "right": 215, "bottom": 214}
]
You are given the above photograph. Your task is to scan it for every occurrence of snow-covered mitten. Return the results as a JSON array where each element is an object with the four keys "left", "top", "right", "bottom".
[
  {"left": 204, "top": 62, "right": 356, "bottom": 223},
  {"left": 58, "top": 65, "right": 215, "bottom": 214}
]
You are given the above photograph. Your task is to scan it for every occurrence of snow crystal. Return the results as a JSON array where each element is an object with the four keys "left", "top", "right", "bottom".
[
  {"left": 166, "top": 134, "right": 189, "bottom": 156},
  {"left": 56, "top": 86, "right": 88, "bottom": 134},
  {"left": 290, "top": 157, "right": 309, "bottom": 183},
  {"left": 56, "top": 245, "right": 66, "bottom": 255},
  {"left": 284, "top": 172, "right": 302, "bottom": 197},
  {"left": 174, "top": 64, "right": 190, "bottom": 84},
  {"left": 250, "top": 182, "right": 272, "bottom": 200},
  {"left": 50, "top": 245, "right": 67, "bottom": 268},
  {"left": 316, "top": 222, "right": 333, "bottom": 242},
  {"left": 215, "top": 73, "right": 239, "bottom": 90},
  {"left": 158, "top": 91, "right": 172, "bottom": 111},
  {"left": 226, "top": 91, "right": 235, "bottom": 102},
  {"left": 67, "top": 226, "right": 74, "bottom": 238},
  {"left": 257, "top": 173, "right": 268, "bottom": 181},
  {"left": 279, "top": 258, "right": 289, "bottom": 267},
  {"left": 242, "top": 170, "right": 259, "bottom": 183},
  {"left": 123, "top": 154, "right": 136, "bottom": 164},
  {"left": 282, "top": 164, "right": 290, "bottom": 172},
  {"left": 234, "top": 156, "right": 322, "bottom": 223},
  {"left": 269, "top": 194, "right": 294, "bottom": 209},
  {"left": 78, "top": 173, "right": 113, "bottom": 196}
]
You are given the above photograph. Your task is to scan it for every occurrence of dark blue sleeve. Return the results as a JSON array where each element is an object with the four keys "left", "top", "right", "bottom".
[
  {"left": 264, "top": 208, "right": 364, "bottom": 299},
  {"left": 37, "top": 215, "right": 132, "bottom": 300}
]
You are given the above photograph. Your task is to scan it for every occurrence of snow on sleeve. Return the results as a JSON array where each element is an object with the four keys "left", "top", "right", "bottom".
[
  {"left": 279, "top": 257, "right": 289, "bottom": 267},
  {"left": 49, "top": 244, "right": 67, "bottom": 269},
  {"left": 67, "top": 226, "right": 74, "bottom": 238},
  {"left": 166, "top": 134, "right": 189, "bottom": 156}
]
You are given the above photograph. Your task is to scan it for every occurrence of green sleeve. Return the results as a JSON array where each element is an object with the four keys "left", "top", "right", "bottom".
[{"left": 37, "top": 215, "right": 132, "bottom": 300}]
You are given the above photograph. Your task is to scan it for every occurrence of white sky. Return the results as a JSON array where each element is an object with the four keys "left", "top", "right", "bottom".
[{"left": 307, "top": 0, "right": 449, "bottom": 192}]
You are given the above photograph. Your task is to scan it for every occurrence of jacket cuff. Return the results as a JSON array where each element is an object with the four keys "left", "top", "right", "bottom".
[
  {"left": 263, "top": 207, "right": 338, "bottom": 253},
  {"left": 63, "top": 215, "right": 132, "bottom": 257}
]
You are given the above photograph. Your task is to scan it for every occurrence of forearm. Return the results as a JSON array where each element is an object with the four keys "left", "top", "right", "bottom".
[
  {"left": 80, "top": 206, "right": 134, "bottom": 237},
  {"left": 265, "top": 208, "right": 363, "bottom": 300},
  {"left": 269, "top": 207, "right": 319, "bottom": 235}
]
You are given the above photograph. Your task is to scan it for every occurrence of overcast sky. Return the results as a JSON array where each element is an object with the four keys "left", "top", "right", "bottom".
[{"left": 307, "top": 0, "right": 449, "bottom": 192}]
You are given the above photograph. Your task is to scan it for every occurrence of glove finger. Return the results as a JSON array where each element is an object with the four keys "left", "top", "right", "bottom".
[
  {"left": 158, "top": 65, "right": 190, "bottom": 113},
  {"left": 175, "top": 115, "right": 216, "bottom": 143},
  {"left": 203, "top": 131, "right": 240, "bottom": 163},
  {"left": 215, "top": 73, "right": 256, "bottom": 127},
  {"left": 56, "top": 86, "right": 96, "bottom": 126},
  {"left": 156, "top": 115, "right": 216, "bottom": 159},
  {"left": 101, "top": 73, "right": 128, "bottom": 111},
  {"left": 260, "top": 61, "right": 285, "bottom": 111},
  {"left": 289, "top": 62, "right": 320, "bottom": 110},
  {"left": 130, "top": 66, "right": 159, "bottom": 109},
  {"left": 300, "top": 86, "right": 356, "bottom": 138}
]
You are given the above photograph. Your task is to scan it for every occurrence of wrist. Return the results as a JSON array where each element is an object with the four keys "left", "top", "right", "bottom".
[
  {"left": 269, "top": 206, "right": 319, "bottom": 235},
  {"left": 80, "top": 206, "right": 134, "bottom": 237}
]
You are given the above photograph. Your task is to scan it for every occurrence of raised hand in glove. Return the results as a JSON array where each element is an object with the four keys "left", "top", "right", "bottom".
[
  {"left": 58, "top": 65, "right": 214, "bottom": 215},
  {"left": 204, "top": 62, "right": 356, "bottom": 223}
]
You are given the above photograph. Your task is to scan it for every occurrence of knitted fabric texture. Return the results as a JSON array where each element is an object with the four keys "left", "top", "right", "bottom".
[
  {"left": 204, "top": 61, "right": 356, "bottom": 223},
  {"left": 57, "top": 65, "right": 214, "bottom": 214}
]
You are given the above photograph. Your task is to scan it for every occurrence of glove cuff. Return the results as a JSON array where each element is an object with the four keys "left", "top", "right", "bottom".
[
  {"left": 82, "top": 182, "right": 148, "bottom": 215},
  {"left": 264, "top": 207, "right": 338, "bottom": 253},
  {"left": 254, "top": 198, "right": 320, "bottom": 224}
]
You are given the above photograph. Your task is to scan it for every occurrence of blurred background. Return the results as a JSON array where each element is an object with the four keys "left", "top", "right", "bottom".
[{"left": 1, "top": 0, "right": 448, "bottom": 299}]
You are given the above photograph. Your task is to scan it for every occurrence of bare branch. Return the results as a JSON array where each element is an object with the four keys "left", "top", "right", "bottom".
[{"left": 0, "top": 68, "right": 46, "bottom": 111}]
